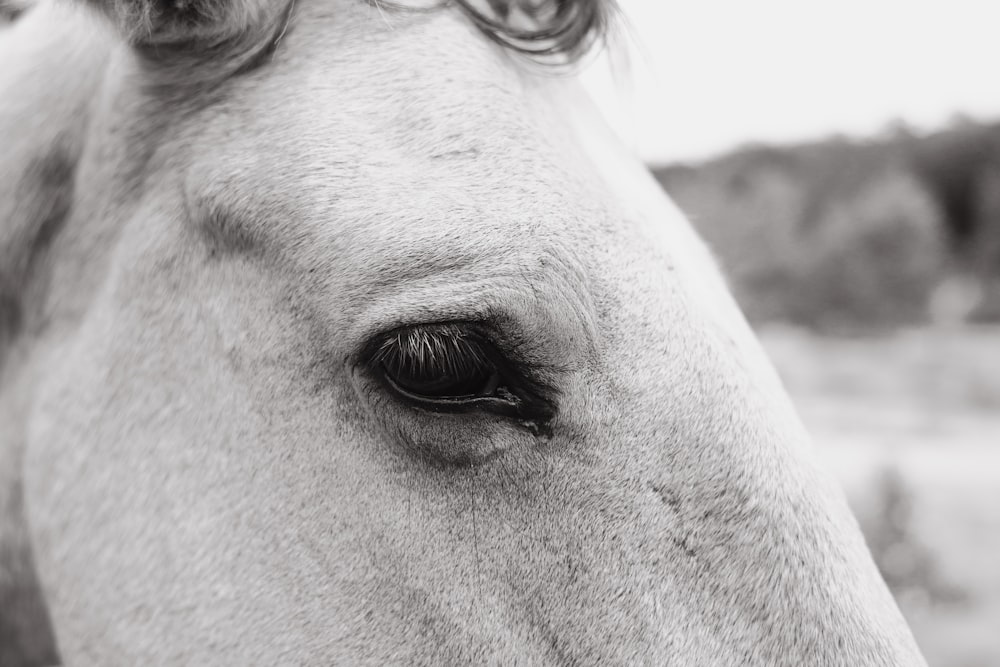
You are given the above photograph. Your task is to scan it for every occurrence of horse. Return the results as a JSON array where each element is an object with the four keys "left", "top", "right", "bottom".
[{"left": 0, "top": 0, "right": 926, "bottom": 664}]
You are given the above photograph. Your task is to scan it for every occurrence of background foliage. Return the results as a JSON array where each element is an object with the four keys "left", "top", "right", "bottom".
[{"left": 654, "top": 118, "right": 1000, "bottom": 331}]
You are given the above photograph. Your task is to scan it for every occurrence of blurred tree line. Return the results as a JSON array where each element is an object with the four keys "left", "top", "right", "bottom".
[{"left": 654, "top": 118, "right": 1000, "bottom": 331}]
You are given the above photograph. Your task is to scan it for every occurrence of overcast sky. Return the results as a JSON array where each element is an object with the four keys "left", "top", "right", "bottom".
[{"left": 583, "top": 0, "right": 1000, "bottom": 165}]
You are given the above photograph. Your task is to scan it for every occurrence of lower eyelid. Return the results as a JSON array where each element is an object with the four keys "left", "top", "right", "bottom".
[
  {"left": 351, "top": 362, "right": 558, "bottom": 457},
  {"left": 381, "top": 370, "right": 517, "bottom": 414}
]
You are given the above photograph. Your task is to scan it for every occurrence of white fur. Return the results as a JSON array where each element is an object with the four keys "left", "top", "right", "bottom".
[{"left": 1, "top": 1, "right": 926, "bottom": 664}]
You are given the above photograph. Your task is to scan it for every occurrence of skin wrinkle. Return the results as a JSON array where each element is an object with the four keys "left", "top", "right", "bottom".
[{"left": 0, "top": 0, "right": 928, "bottom": 665}]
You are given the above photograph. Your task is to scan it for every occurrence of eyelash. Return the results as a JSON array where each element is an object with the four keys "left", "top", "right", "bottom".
[{"left": 361, "top": 322, "right": 557, "bottom": 435}]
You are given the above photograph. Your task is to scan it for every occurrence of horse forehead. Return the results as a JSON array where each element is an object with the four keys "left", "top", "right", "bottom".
[
  {"left": 190, "top": 2, "right": 563, "bottom": 193},
  {"left": 243, "top": 9, "right": 556, "bottom": 170},
  {"left": 174, "top": 4, "right": 613, "bottom": 317}
]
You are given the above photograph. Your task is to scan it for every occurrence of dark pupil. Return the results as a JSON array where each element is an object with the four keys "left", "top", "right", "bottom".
[
  {"left": 378, "top": 326, "right": 498, "bottom": 399},
  {"left": 389, "top": 363, "right": 493, "bottom": 397}
]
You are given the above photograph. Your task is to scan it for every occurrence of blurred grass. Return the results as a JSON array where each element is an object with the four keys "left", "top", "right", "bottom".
[{"left": 760, "top": 325, "right": 1000, "bottom": 667}]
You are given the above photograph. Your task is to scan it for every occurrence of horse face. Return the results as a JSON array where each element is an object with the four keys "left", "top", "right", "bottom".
[{"left": 19, "top": 0, "right": 924, "bottom": 663}]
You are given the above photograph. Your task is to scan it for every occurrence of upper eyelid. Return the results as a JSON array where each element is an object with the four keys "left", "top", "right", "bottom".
[
  {"left": 372, "top": 326, "right": 493, "bottom": 369},
  {"left": 364, "top": 323, "right": 550, "bottom": 395},
  {"left": 358, "top": 320, "right": 506, "bottom": 369}
]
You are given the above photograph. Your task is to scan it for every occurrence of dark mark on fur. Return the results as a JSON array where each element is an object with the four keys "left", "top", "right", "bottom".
[
  {"left": 650, "top": 482, "right": 682, "bottom": 512},
  {"left": 430, "top": 148, "right": 482, "bottom": 160},
  {"left": 649, "top": 482, "right": 699, "bottom": 559}
]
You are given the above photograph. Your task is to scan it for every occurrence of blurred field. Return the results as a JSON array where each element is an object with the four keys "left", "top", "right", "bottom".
[
  {"left": 760, "top": 325, "right": 1000, "bottom": 667},
  {"left": 654, "top": 118, "right": 1000, "bottom": 664}
]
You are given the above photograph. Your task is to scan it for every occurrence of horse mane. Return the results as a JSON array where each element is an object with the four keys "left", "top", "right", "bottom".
[
  {"left": 415, "top": 0, "right": 617, "bottom": 64},
  {"left": 81, "top": 0, "right": 615, "bottom": 82},
  {"left": 0, "top": 0, "right": 26, "bottom": 22}
]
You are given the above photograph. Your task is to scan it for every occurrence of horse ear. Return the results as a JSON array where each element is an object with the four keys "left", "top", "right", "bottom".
[{"left": 86, "top": 0, "right": 286, "bottom": 52}]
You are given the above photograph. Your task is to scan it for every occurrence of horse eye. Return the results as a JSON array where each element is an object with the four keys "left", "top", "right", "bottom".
[
  {"left": 362, "top": 322, "right": 557, "bottom": 434},
  {"left": 371, "top": 324, "right": 506, "bottom": 405}
]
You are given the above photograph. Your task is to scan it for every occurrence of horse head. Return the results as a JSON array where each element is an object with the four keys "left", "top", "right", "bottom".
[{"left": 0, "top": 0, "right": 925, "bottom": 663}]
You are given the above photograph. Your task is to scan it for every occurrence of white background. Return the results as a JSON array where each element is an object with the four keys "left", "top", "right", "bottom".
[{"left": 584, "top": 0, "right": 1000, "bottom": 164}]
